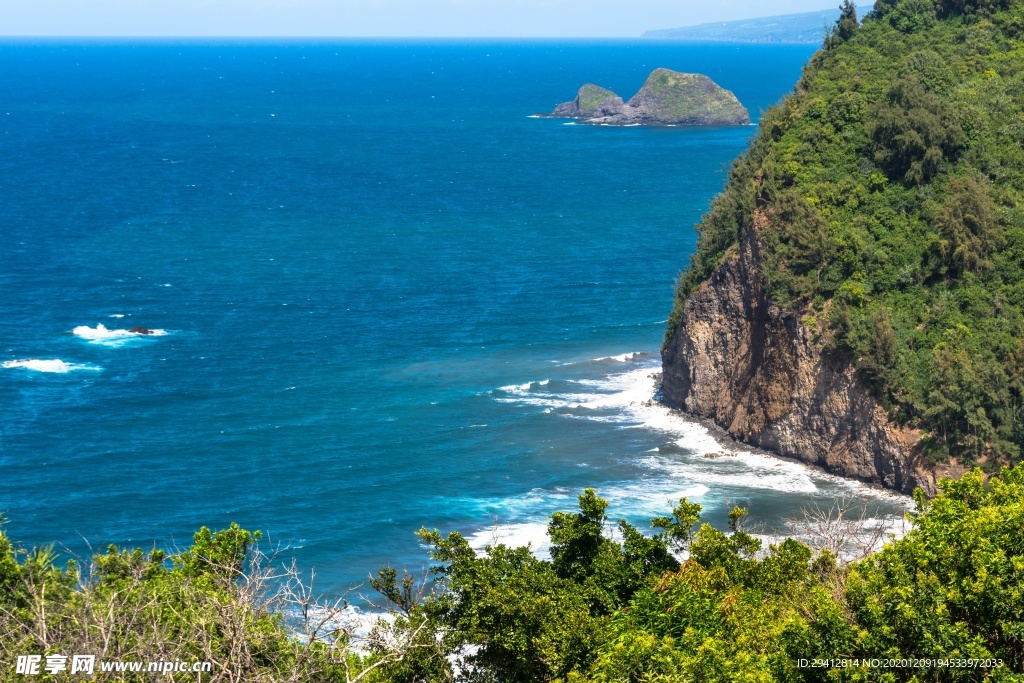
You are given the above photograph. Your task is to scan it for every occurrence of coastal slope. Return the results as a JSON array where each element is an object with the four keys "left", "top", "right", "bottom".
[{"left": 662, "top": 0, "right": 1024, "bottom": 493}]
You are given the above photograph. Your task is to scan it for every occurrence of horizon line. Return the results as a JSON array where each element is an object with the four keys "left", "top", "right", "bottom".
[{"left": 0, "top": 34, "right": 824, "bottom": 43}]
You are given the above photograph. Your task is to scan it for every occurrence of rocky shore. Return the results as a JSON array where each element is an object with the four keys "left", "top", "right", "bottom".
[{"left": 660, "top": 214, "right": 965, "bottom": 496}]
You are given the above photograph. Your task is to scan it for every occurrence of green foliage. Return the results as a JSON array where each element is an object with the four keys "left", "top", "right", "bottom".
[
  {"left": 637, "top": 69, "right": 749, "bottom": 123},
  {"left": 413, "top": 489, "right": 684, "bottom": 682},
  {"left": 4, "top": 467, "right": 1024, "bottom": 681},
  {"left": 666, "top": 0, "right": 1024, "bottom": 465},
  {"left": 576, "top": 84, "right": 618, "bottom": 116},
  {"left": 932, "top": 172, "right": 1004, "bottom": 275},
  {"left": 0, "top": 521, "right": 374, "bottom": 682},
  {"left": 390, "top": 469, "right": 1024, "bottom": 681},
  {"left": 416, "top": 525, "right": 602, "bottom": 682},
  {"left": 871, "top": 76, "right": 965, "bottom": 185},
  {"left": 842, "top": 467, "right": 1024, "bottom": 680},
  {"left": 827, "top": 0, "right": 861, "bottom": 46}
]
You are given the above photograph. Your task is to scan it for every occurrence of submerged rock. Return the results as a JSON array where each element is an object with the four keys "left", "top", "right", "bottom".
[
  {"left": 541, "top": 68, "right": 750, "bottom": 126},
  {"left": 128, "top": 327, "right": 153, "bottom": 335}
]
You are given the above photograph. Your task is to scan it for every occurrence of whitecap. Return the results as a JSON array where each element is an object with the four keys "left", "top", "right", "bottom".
[
  {"left": 496, "top": 379, "right": 551, "bottom": 395},
  {"left": 498, "top": 381, "right": 532, "bottom": 394},
  {"left": 73, "top": 323, "right": 168, "bottom": 347},
  {"left": 3, "top": 359, "right": 102, "bottom": 373},
  {"left": 592, "top": 352, "right": 642, "bottom": 362}
]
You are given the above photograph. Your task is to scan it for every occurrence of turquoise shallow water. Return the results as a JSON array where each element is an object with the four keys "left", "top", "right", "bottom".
[{"left": 0, "top": 39, "right": 905, "bottom": 595}]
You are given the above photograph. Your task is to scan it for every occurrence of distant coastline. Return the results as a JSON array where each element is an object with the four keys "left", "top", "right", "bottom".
[{"left": 644, "top": 8, "right": 843, "bottom": 44}]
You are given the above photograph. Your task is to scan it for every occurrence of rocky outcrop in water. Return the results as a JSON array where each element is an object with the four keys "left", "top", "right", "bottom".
[
  {"left": 549, "top": 84, "right": 620, "bottom": 118},
  {"left": 542, "top": 69, "right": 750, "bottom": 126},
  {"left": 660, "top": 212, "right": 963, "bottom": 495}
]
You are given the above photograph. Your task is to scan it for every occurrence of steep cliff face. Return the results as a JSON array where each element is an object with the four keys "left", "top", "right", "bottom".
[{"left": 661, "top": 218, "right": 962, "bottom": 495}]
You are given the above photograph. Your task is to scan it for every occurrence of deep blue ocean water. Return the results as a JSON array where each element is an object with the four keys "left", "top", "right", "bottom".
[{"left": 0, "top": 40, "right": 906, "bottom": 596}]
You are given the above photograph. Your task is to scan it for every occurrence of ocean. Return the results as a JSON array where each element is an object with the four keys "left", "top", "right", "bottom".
[{"left": 0, "top": 39, "right": 907, "bottom": 596}]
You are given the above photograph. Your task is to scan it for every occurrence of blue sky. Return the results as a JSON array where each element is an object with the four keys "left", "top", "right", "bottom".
[{"left": 0, "top": 0, "right": 841, "bottom": 37}]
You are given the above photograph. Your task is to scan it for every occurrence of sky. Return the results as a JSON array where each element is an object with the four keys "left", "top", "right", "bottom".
[{"left": 0, "top": 0, "right": 841, "bottom": 38}]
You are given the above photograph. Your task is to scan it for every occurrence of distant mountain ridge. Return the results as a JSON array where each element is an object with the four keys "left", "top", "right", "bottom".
[{"left": 643, "top": 8, "right": 842, "bottom": 44}]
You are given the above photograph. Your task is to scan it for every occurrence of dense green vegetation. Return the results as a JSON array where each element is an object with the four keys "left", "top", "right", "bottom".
[
  {"left": 667, "top": 0, "right": 1024, "bottom": 465},
  {"left": 0, "top": 519, "right": 363, "bottom": 681},
  {"left": 5, "top": 467, "right": 1022, "bottom": 681},
  {"left": 392, "top": 469, "right": 1024, "bottom": 682},
  {"left": 576, "top": 84, "right": 619, "bottom": 116},
  {"left": 637, "top": 69, "right": 749, "bottom": 123}
]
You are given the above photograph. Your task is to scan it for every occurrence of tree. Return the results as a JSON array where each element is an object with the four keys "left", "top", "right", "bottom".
[
  {"left": 836, "top": 0, "right": 859, "bottom": 41},
  {"left": 871, "top": 77, "right": 965, "bottom": 185},
  {"left": 934, "top": 173, "right": 1002, "bottom": 276}
]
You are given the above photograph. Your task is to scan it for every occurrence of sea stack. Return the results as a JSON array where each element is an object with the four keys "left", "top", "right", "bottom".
[{"left": 542, "top": 68, "right": 750, "bottom": 126}]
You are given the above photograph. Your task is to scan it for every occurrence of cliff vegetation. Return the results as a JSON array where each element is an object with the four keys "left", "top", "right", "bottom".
[{"left": 667, "top": 0, "right": 1024, "bottom": 466}]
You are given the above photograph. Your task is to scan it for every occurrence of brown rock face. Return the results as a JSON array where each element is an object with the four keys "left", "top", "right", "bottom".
[{"left": 661, "top": 222, "right": 959, "bottom": 495}]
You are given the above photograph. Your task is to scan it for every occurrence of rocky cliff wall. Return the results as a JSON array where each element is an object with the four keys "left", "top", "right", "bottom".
[{"left": 661, "top": 218, "right": 961, "bottom": 495}]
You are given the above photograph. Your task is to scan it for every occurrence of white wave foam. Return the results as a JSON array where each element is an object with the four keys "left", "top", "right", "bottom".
[
  {"left": 3, "top": 359, "right": 101, "bottom": 373},
  {"left": 296, "top": 604, "right": 395, "bottom": 651},
  {"left": 475, "top": 353, "right": 912, "bottom": 566},
  {"left": 496, "top": 379, "right": 550, "bottom": 395},
  {"left": 73, "top": 323, "right": 167, "bottom": 347},
  {"left": 493, "top": 359, "right": 910, "bottom": 501},
  {"left": 467, "top": 521, "right": 552, "bottom": 558},
  {"left": 592, "top": 352, "right": 643, "bottom": 362}
]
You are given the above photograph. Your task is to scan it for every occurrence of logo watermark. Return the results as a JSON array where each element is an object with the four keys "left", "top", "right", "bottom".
[{"left": 14, "top": 654, "right": 212, "bottom": 676}]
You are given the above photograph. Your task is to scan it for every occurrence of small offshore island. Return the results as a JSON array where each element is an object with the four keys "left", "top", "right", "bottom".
[{"left": 541, "top": 68, "right": 751, "bottom": 126}]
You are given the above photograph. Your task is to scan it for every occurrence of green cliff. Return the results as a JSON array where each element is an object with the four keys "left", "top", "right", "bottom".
[{"left": 664, "top": 0, "right": 1024, "bottom": 478}]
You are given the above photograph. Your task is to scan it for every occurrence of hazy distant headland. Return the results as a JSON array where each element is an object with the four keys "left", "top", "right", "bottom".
[{"left": 643, "top": 8, "right": 843, "bottom": 43}]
